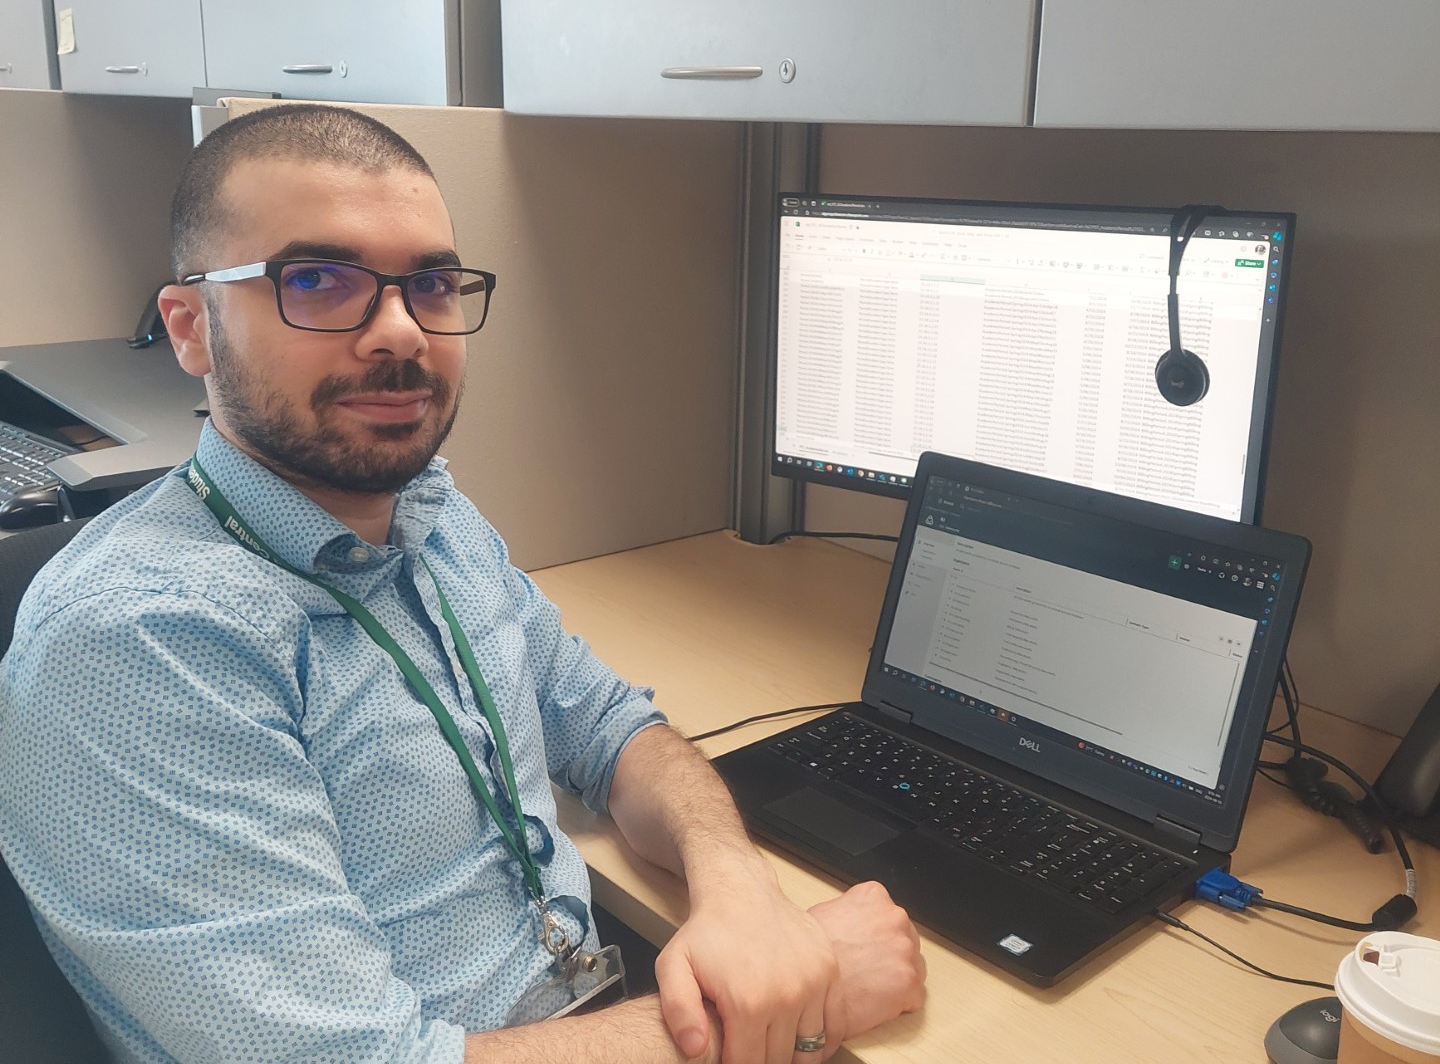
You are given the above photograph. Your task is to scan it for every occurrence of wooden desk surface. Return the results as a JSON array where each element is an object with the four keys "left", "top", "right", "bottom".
[{"left": 530, "top": 530, "right": 1438, "bottom": 1064}]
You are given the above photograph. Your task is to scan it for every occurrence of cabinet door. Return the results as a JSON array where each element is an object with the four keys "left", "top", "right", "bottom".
[
  {"left": 1034, "top": 0, "right": 1440, "bottom": 131},
  {"left": 202, "top": 0, "right": 459, "bottom": 106},
  {"left": 55, "top": 0, "right": 205, "bottom": 97},
  {"left": 503, "top": 0, "right": 1036, "bottom": 125},
  {"left": 0, "top": 1, "right": 59, "bottom": 90}
]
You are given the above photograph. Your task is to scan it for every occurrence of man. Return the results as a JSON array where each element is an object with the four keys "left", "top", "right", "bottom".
[{"left": 0, "top": 104, "right": 924, "bottom": 1064}]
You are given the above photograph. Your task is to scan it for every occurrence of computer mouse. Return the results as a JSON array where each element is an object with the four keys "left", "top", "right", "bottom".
[
  {"left": 1264, "top": 996, "right": 1342, "bottom": 1064},
  {"left": 0, "top": 486, "right": 60, "bottom": 530}
]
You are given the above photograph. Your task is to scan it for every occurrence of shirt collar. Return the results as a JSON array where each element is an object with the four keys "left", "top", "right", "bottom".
[{"left": 176, "top": 419, "right": 453, "bottom": 574}]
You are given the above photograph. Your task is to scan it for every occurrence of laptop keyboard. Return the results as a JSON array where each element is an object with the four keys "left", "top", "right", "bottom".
[
  {"left": 768, "top": 713, "right": 1189, "bottom": 915},
  {"left": 0, "top": 420, "right": 76, "bottom": 506}
]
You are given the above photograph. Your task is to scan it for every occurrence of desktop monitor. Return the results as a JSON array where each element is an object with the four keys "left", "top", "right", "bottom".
[{"left": 770, "top": 195, "right": 1295, "bottom": 523}]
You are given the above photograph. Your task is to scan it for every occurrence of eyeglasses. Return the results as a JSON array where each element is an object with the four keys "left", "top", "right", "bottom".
[{"left": 181, "top": 259, "right": 497, "bottom": 335}]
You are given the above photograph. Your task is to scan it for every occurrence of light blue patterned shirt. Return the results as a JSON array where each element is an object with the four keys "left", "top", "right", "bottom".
[{"left": 0, "top": 420, "right": 666, "bottom": 1064}]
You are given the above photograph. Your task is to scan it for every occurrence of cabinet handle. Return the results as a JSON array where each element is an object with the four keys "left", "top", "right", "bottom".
[
  {"left": 282, "top": 64, "right": 335, "bottom": 74},
  {"left": 0, "top": 64, "right": 13, "bottom": 74},
  {"left": 660, "top": 66, "right": 763, "bottom": 80},
  {"left": 104, "top": 64, "right": 145, "bottom": 75}
]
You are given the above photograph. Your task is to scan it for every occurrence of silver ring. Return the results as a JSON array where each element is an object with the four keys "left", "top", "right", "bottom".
[{"left": 795, "top": 1032, "right": 827, "bottom": 1053}]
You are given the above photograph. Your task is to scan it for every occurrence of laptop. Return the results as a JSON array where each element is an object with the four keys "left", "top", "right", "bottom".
[{"left": 713, "top": 451, "right": 1310, "bottom": 986}]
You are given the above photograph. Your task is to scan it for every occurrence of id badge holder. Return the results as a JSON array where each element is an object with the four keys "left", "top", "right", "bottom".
[
  {"left": 504, "top": 905, "right": 629, "bottom": 1027},
  {"left": 504, "top": 943, "right": 628, "bottom": 1026},
  {"left": 548, "top": 942, "right": 628, "bottom": 1019}
]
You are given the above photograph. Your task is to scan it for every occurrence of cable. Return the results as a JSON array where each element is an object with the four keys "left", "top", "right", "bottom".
[
  {"left": 1196, "top": 867, "right": 1417, "bottom": 934},
  {"left": 1222, "top": 735, "right": 1421, "bottom": 933},
  {"left": 1262, "top": 734, "right": 1415, "bottom": 879},
  {"left": 1252, "top": 895, "right": 1415, "bottom": 934},
  {"left": 1256, "top": 671, "right": 1389, "bottom": 855},
  {"left": 61, "top": 431, "right": 109, "bottom": 449},
  {"left": 1284, "top": 656, "right": 1302, "bottom": 710},
  {"left": 1262, "top": 658, "right": 1304, "bottom": 749},
  {"left": 1257, "top": 767, "right": 1292, "bottom": 791},
  {"left": 1281, "top": 754, "right": 1386, "bottom": 853},
  {"left": 766, "top": 530, "right": 899, "bottom": 546},
  {"left": 1152, "top": 911, "right": 1334, "bottom": 991},
  {"left": 687, "top": 702, "right": 848, "bottom": 743}
]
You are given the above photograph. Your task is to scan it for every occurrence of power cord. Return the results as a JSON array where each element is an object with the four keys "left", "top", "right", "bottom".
[
  {"left": 1259, "top": 663, "right": 1389, "bottom": 854},
  {"left": 1280, "top": 756, "right": 1385, "bottom": 853},
  {"left": 687, "top": 702, "right": 848, "bottom": 743},
  {"left": 766, "top": 530, "right": 900, "bottom": 546},
  {"left": 1258, "top": 735, "right": 1418, "bottom": 924}
]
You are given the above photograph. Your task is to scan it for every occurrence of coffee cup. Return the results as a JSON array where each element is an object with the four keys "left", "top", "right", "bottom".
[{"left": 1334, "top": 931, "right": 1440, "bottom": 1064}]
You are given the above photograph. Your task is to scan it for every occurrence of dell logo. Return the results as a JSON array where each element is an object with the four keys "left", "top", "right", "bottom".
[{"left": 1018, "top": 737, "right": 1041, "bottom": 754}]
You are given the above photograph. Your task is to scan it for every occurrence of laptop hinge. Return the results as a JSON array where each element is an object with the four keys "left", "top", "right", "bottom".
[
  {"left": 1152, "top": 815, "right": 1203, "bottom": 852},
  {"left": 877, "top": 701, "right": 913, "bottom": 724}
]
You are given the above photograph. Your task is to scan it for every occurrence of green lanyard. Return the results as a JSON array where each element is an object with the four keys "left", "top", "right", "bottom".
[{"left": 185, "top": 457, "right": 556, "bottom": 922}]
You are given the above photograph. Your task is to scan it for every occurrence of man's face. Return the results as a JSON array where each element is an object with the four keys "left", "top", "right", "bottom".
[{"left": 189, "top": 157, "right": 468, "bottom": 495}]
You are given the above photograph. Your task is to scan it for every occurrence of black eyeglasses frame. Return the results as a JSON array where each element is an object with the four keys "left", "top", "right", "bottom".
[{"left": 179, "top": 258, "right": 497, "bottom": 336}]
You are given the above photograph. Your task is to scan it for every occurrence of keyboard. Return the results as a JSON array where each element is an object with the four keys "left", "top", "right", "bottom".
[
  {"left": 0, "top": 419, "right": 78, "bottom": 524},
  {"left": 768, "top": 713, "right": 1188, "bottom": 914}
]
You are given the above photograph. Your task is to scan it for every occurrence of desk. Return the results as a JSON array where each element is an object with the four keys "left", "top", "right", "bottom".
[
  {"left": 0, "top": 337, "right": 206, "bottom": 493},
  {"left": 531, "top": 530, "right": 1439, "bottom": 1064}
]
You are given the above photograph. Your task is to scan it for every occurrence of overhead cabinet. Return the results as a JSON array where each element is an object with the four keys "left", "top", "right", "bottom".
[
  {"left": 0, "top": 0, "right": 60, "bottom": 90},
  {"left": 201, "top": 0, "right": 491, "bottom": 107},
  {"left": 55, "top": 0, "right": 205, "bottom": 98},
  {"left": 53, "top": 0, "right": 500, "bottom": 105},
  {"left": 1033, "top": 0, "right": 1440, "bottom": 132},
  {"left": 502, "top": 0, "right": 1038, "bottom": 126}
]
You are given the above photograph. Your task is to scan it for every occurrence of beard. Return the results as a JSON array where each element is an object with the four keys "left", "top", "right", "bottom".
[{"left": 207, "top": 311, "right": 462, "bottom": 495}]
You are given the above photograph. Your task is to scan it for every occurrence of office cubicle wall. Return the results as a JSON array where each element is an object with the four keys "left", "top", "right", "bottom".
[
  {"left": 0, "top": 91, "right": 193, "bottom": 349},
  {"left": 223, "top": 99, "right": 741, "bottom": 574},
  {"left": 804, "top": 123, "right": 1440, "bottom": 738}
]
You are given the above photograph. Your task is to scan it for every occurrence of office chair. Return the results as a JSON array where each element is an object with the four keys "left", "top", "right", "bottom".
[{"left": 0, "top": 518, "right": 115, "bottom": 1063}]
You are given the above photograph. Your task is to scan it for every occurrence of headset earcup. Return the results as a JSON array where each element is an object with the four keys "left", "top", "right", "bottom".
[{"left": 1155, "top": 348, "right": 1210, "bottom": 406}]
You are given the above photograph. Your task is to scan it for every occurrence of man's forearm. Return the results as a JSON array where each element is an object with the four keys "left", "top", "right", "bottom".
[
  {"left": 602, "top": 723, "right": 926, "bottom": 1064},
  {"left": 608, "top": 724, "right": 771, "bottom": 891},
  {"left": 464, "top": 995, "right": 716, "bottom": 1064}
]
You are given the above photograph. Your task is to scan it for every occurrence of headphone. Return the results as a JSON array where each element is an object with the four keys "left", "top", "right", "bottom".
[{"left": 1155, "top": 204, "right": 1224, "bottom": 407}]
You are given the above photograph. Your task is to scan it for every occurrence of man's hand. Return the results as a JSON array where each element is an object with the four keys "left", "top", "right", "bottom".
[
  {"left": 807, "top": 881, "right": 926, "bottom": 1038},
  {"left": 654, "top": 850, "right": 843, "bottom": 1064},
  {"left": 608, "top": 725, "right": 851, "bottom": 1064}
]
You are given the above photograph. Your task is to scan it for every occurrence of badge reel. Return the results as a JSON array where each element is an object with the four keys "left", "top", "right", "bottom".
[{"left": 504, "top": 904, "right": 628, "bottom": 1027}]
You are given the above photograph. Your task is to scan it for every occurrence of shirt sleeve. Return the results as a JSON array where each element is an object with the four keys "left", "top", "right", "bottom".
[
  {"left": 0, "top": 586, "right": 465, "bottom": 1064},
  {"left": 482, "top": 525, "right": 667, "bottom": 814}
]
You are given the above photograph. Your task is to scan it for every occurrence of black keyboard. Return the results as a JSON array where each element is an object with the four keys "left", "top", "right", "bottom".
[
  {"left": 0, "top": 420, "right": 78, "bottom": 514},
  {"left": 768, "top": 713, "right": 1188, "bottom": 915}
]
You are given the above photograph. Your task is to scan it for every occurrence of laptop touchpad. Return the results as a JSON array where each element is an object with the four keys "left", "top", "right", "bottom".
[{"left": 764, "top": 788, "right": 900, "bottom": 856}]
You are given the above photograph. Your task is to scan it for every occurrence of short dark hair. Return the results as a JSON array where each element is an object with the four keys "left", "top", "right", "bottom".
[{"left": 170, "top": 103, "right": 435, "bottom": 278}]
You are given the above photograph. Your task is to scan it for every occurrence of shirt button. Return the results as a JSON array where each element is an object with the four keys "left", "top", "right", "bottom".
[{"left": 348, "top": 546, "right": 370, "bottom": 564}]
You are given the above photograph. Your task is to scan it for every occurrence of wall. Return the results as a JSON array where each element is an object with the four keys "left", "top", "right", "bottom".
[
  {"left": 223, "top": 100, "right": 742, "bottom": 572},
  {"left": 0, "top": 89, "right": 193, "bottom": 346},
  {"left": 806, "top": 126, "right": 1440, "bottom": 737},
  {"left": 6, "top": 93, "right": 743, "bottom": 573}
]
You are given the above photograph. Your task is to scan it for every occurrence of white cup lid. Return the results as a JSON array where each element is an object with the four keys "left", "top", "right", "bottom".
[{"left": 1334, "top": 932, "right": 1440, "bottom": 1054}]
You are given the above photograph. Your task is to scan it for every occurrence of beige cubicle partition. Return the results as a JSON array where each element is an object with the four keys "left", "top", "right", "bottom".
[{"left": 223, "top": 98, "right": 743, "bottom": 573}]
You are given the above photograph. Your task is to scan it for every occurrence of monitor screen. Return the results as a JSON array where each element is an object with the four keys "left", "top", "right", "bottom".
[{"left": 770, "top": 195, "right": 1295, "bottom": 522}]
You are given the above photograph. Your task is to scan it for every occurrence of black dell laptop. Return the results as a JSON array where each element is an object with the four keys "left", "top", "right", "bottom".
[{"left": 714, "top": 451, "right": 1310, "bottom": 986}]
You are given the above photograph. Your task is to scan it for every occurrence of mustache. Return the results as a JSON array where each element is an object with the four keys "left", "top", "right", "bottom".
[{"left": 310, "top": 359, "right": 453, "bottom": 408}]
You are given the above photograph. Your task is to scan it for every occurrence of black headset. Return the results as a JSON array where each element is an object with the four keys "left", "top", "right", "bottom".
[{"left": 1155, "top": 204, "right": 1224, "bottom": 407}]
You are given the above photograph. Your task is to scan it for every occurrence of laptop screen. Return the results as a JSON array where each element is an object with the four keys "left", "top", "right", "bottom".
[{"left": 863, "top": 454, "right": 1309, "bottom": 849}]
